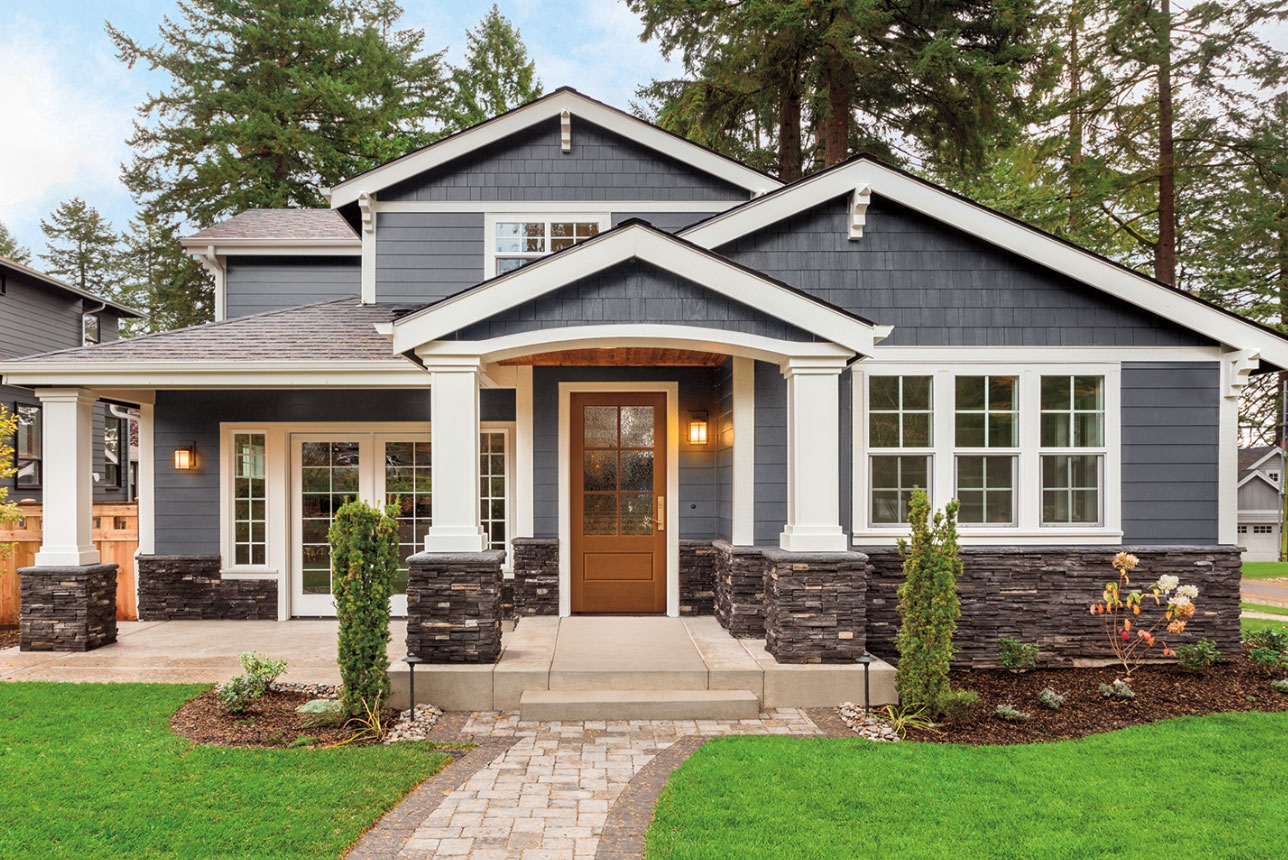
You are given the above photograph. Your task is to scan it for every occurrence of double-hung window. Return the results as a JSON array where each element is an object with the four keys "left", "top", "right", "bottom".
[
  {"left": 867, "top": 375, "right": 933, "bottom": 525},
  {"left": 954, "top": 376, "right": 1019, "bottom": 525},
  {"left": 14, "top": 403, "right": 40, "bottom": 487},
  {"left": 492, "top": 219, "right": 603, "bottom": 275},
  {"left": 1040, "top": 375, "right": 1105, "bottom": 526}
]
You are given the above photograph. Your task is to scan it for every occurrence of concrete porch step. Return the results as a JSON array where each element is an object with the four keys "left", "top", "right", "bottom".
[{"left": 519, "top": 689, "right": 761, "bottom": 721}]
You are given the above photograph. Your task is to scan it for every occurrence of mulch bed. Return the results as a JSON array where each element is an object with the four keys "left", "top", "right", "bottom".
[
  {"left": 172, "top": 688, "right": 395, "bottom": 748},
  {"left": 0, "top": 625, "right": 18, "bottom": 650},
  {"left": 905, "top": 648, "right": 1288, "bottom": 745}
]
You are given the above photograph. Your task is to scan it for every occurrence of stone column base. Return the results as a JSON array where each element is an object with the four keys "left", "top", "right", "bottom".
[
  {"left": 512, "top": 538, "right": 558, "bottom": 616},
  {"left": 679, "top": 540, "right": 717, "bottom": 616},
  {"left": 19, "top": 563, "right": 119, "bottom": 651},
  {"left": 713, "top": 540, "right": 770, "bottom": 637},
  {"left": 763, "top": 548, "right": 869, "bottom": 664},
  {"left": 407, "top": 549, "right": 506, "bottom": 663}
]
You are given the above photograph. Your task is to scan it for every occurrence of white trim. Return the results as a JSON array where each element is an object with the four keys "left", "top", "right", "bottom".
[
  {"left": 1237, "top": 470, "right": 1282, "bottom": 491},
  {"left": 329, "top": 89, "right": 778, "bottom": 207},
  {"left": 33, "top": 388, "right": 99, "bottom": 566},
  {"left": 1219, "top": 349, "right": 1259, "bottom": 544},
  {"left": 135, "top": 402, "right": 155, "bottom": 556},
  {"left": 730, "top": 357, "right": 755, "bottom": 545},
  {"left": 849, "top": 184, "right": 871, "bottom": 240},
  {"left": 514, "top": 366, "right": 535, "bottom": 539},
  {"left": 376, "top": 200, "right": 726, "bottom": 214},
  {"left": 558, "top": 381, "right": 680, "bottom": 618},
  {"left": 191, "top": 246, "right": 227, "bottom": 322},
  {"left": 179, "top": 238, "right": 360, "bottom": 251},
  {"left": 866, "top": 346, "right": 1226, "bottom": 363},
  {"left": 0, "top": 360, "right": 428, "bottom": 389},
  {"left": 780, "top": 357, "right": 848, "bottom": 552},
  {"left": 1240, "top": 447, "right": 1284, "bottom": 477},
  {"left": 681, "top": 158, "right": 1288, "bottom": 367},
  {"left": 359, "top": 192, "right": 377, "bottom": 304},
  {"left": 483, "top": 212, "right": 610, "bottom": 281},
  {"left": 219, "top": 427, "right": 274, "bottom": 578},
  {"left": 393, "top": 224, "right": 877, "bottom": 355}
]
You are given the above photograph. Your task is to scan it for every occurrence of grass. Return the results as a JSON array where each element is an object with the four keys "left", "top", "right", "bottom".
[
  {"left": 646, "top": 712, "right": 1288, "bottom": 860},
  {"left": 1242, "top": 561, "right": 1288, "bottom": 579},
  {"left": 1244, "top": 616, "right": 1288, "bottom": 639},
  {"left": 1242, "top": 601, "right": 1288, "bottom": 617},
  {"left": 0, "top": 683, "right": 450, "bottom": 859}
]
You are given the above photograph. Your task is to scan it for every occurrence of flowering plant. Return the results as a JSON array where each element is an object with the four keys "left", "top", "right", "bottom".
[{"left": 1088, "top": 552, "right": 1199, "bottom": 677}]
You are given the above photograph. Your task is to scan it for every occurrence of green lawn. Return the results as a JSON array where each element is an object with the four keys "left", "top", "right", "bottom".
[
  {"left": 1244, "top": 616, "right": 1288, "bottom": 638},
  {"left": 1242, "top": 561, "right": 1288, "bottom": 579},
  {"left": 1243, "top": 601, "right": 1288, "bottom": 617},
  {"left": 0, "top": 683, "right": 450, "bottom": 860},
  {"left": 647, "top": 712, "right": 1288, "bottom": 860}
]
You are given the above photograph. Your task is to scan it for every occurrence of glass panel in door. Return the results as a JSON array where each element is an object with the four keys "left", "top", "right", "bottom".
[{"left": 294, "top": 438, "right": 364, "bottom": 615}]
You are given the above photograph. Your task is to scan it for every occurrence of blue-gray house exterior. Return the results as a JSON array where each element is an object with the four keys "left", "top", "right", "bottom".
[{"left": 4, "top": 88, "right": 1278, "bottom": 666}]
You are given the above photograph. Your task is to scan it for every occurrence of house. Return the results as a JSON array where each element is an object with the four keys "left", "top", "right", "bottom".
[
  {"left": 0, "top": 256, "right": 142, "bottom": 505},
  {"left": 2, "top": 88, "right": 1281, "bottom": 668},
  {"left": 1237, "top": 446, "right": 1283, "bottom": 562}
]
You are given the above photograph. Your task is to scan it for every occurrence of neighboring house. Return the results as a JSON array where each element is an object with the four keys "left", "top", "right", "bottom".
[
  {"left": 1237, "top": 445, "right": 1284, "bottom": 562},
  {"left": 3, "top": 89, "right": 1283, "bottom": 666},
  {"left": 0, "top": 256, "right": 142, "bottom": 505}
]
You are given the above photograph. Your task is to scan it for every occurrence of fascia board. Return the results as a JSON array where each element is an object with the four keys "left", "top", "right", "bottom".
[
  {"left": 329, "top": 91, "right": 779, "bottom": 208},
  {"left": 682, "top": 159, "right": 1288, "bottom": 366},
  {"left": 1237, "top": 470, "right": 1281, "bottom": 491},
  {"left": 178, "top": 238, "right": 361, "bottom": 253},
  {"left": 1244, "top": 448, "right": 1284, "bottom": 474}
]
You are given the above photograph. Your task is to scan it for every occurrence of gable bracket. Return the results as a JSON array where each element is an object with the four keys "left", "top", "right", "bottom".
[
  {"left": 561, "top": 110, "right": 571, "bottom": 153},
  {"left": 848, "top": 183, "right": 872, "bottom": 241},
  {"left": 1222, "top": 348, "right": 1259, "bottom": 399},
  {"left": 358, "top": 191, "right": 375, "bottom": 234}
]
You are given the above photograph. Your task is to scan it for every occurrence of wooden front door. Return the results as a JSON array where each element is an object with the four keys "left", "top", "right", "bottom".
[{"left": 570, "top": 392, "right": 667, "bottom": 613}]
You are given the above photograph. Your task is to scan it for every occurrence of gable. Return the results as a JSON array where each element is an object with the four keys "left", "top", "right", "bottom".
[
  {"left": 382, "top": 116, "right": 750, "bottom": 204},
  {"left": 1239, "top": 473, "right": 1281, "bottom": 510},
  {"left": 447, "top": 259, "right": 820, "bottom": 343},
  {"left": 713, "top": 194, "right": 1214, "bottom": 349}
]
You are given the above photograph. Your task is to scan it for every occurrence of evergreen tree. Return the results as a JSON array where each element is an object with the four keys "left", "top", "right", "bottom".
[
  {"left": 39, "top": 198, "right": 121, "bottom": 295},
  {"left": 0, "top": 220, "right": 32, "bottom": 264},
  {"left": 445, "top": 6, "right": 542, "bottom": 132},
  {"left": 118, "top": 210, "right": 213, "bottom": 334},
  {"left": 107, "top": 0, "right": 450, "bottom": 229}
]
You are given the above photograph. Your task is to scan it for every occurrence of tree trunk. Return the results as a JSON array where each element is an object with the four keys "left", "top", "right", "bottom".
[
  {"left": 824, "top": 50, "right": 852, "bottom": 167},
  {"left": 1156, "top": 0, "right": 1177, "bottom": 285},
  {"left": 1068, "top": 3, "right": 1084, "bottom": 232},
  {"left": 778, "top": 73, "right": 804, "bottom": 183}
]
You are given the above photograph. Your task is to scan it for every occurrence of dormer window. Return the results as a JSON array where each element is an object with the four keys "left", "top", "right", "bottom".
[
  {"left": 82, "top": 314, "right": 100, "bottom": 345},
  {"left": 1269, "top": 471, "right": 1280, "bottom": 484},
  {"left": 488, "top": 215, "right": 606, "bottom": 276}
]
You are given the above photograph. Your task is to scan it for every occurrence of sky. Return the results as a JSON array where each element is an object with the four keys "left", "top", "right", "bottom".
[{"left": 0, "top": 0, "right": 681, "bottom": 256}]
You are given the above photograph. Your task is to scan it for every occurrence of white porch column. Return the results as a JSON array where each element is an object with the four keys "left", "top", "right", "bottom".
[
  {"left": 730, "top": 356, "right": 756, "bottom": 545},
  {"left": 34, "top": 388, "right": 100, "bottom": 566},
  {"left": 780, "top": 357, "right": 848, "bottom": 552},
  {"left": 424, "top": 358, "right": 488, "bottom": 552},
  {"left": 136, "top": 402, "right": 156, "bottom": 556}
]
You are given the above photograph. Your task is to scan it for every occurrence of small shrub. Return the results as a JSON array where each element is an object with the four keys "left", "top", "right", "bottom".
[
  {"left": 994, "top": 703, "right": 1031, "bottom": 723},
  {"left": 895, "top": 489, "right": 962, "bottom": 717},
  {"left": 1038, "top": 687, "right": 1066, "bottom": 710},
  {"left": 1174, "top": 638, "right": 1220, "bottom": 672},
  {"left": 996, "top": 637, "right": 1039, "bottom": 672},
  {"left": 938, "top": 689, "right": 980, "bottom": 723},
  {"left": 881, "top": 704, "right": 942, "bottom": 739},
  {"left": 1099, "top": 679, "right": 1135, "bottom": 702},
  {"left": 1249, "top": 647, "right": 1288, "bottom": 676},
  {"left": 1089, "top": 553, "right": 1201, "bottom": 677},
  {"left": 288, "top": 735, "right": 318, "bottom": 748},
  {"left": 216, "top": 652, "right": 288, "bottom": 713},
  {"left": 1271, "top": 679, "right": 1288, "bottom": 694},
  {"left": 1245, "top": 627, "right": 1288, "bottom": 651}
]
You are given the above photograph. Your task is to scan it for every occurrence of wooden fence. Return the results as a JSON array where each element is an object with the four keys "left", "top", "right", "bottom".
[{"left": 0, "top": 503, "right": 139, "bottom": 625}]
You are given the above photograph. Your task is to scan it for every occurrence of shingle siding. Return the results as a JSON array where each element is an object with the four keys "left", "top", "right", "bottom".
[
  {"left": 716, "top": 196, "right": 1216, "bottom": 347},
  {"left": 1120, "top": 362, "right": 1220, "bottom": 544},
  {"left": 384, "top": 118, "right": 750, "bottom": 203},
  {"left": 224, "top": 257, "right": 359, "bottom": 318}
]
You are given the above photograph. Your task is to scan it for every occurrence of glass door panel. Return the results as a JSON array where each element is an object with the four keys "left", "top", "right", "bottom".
[{"left": 292, "top": 436, "right": 369, "bottom": 616}]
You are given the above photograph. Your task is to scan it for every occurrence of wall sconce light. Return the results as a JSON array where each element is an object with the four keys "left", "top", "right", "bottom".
[
  {"left": 173, "top": 441, "right": 197, "bottom": 471},
  {"left": 688, "top": 411, "right": 709, "bottom": 446}
]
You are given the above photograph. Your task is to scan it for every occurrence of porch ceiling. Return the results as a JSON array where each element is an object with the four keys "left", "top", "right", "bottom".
[{"left": 497, "top": 347, "right": 726, "bottom": 367}]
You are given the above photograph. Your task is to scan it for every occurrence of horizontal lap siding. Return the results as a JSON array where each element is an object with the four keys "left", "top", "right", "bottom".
[
  {"left": 384, "top": 118, "right": 749, "bottom": 203},
  {"left": 716, "top": 359, "right": 734, "bottom": 542},
  {"left": 1121, "top": 362, "right": 1219, "bottom": 543},
  {"left": 376, "top": 212, "right": 485, "bottom": 305},
  {"left": 717, "top": 197, "right": 1214, "bottom": 348},
  {"left": 224, "top": 258, "right": 360, "bottom": 318},
  {"left": 754, "top": 361, "right": 786, "bottom": 546},
  {"left": 0, "top": 274, "right": 81, "bottom": 358}
]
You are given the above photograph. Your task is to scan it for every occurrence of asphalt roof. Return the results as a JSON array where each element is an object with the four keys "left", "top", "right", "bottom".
[
  {"left": 185, "top": 209, "right": 358, "bottom": 242},
  {"left": 6, "top": 299, "right": 401, "bottom": 363}
]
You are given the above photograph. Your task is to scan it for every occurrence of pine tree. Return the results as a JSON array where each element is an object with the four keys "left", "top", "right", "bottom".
[
  {"left": 39, "top": 198, "right": 121, "bottom": 295},
  {"left": 445, "top": 6, "right": 542, "bottom": 133},
  {"left": 107, "top": 0, "right": 450, "bottom": 229},
  {"left": 0, "top": 220, "right": 32, "bottom": 264},
  {"left": 118, "top": 210, "right": 213, "bottom": 334}
]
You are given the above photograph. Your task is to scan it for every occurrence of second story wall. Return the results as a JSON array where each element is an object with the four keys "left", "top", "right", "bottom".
[
  {"left": 0, "top": 269, "right": 83, "bottom": 357},
  {"left": 225, "top": 257, "right": 360, "bottom": 318}
]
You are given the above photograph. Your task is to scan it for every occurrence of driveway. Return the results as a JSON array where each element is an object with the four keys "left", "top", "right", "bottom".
[{"left": 1242, "top": 578, "right": 1288, "bottom": 607}]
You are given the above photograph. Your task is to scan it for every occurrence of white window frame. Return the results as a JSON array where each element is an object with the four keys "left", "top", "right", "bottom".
[
  {"left": 852, "top": 362, "right": 1122, "bottom": 545},
  {"left": 483, "top": 212, "right": 609, "bottom": 279},
  {"left": 1038, "top": 374, "right": 1108, "bottom": 527},
  {"left": 864, "top": 374, "right": 935, "bottom": 527},
  {"left": 953, "top": 374, "right": 1021, "bottom": 527}
]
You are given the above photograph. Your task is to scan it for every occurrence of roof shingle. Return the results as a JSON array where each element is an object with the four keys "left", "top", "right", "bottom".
[{"left": 185, "top": 209, "right": 358, "bottom": 242}]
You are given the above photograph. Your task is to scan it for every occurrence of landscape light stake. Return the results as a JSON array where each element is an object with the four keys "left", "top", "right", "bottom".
[
  {"left": 403, "top": 653, "right": 423, "bottom": 714},
  {"left": 858, "top": 654, "right": 872, "bottom": 711}
]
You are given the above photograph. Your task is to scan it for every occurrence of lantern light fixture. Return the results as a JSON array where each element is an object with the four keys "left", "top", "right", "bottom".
[
  {"left": 688, "top": 411, "right": 709, "bottom": 446},
  {"left": 173, "top": 441, "right": 197, "bottom": 471}
]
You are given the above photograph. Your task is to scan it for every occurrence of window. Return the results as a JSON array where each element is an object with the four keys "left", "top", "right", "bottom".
[
  {"left": 385, "top": 440, "right": 432, "bottom": 595},
  {"left": 492, "top": 219, "right": 602, "bottom": 275},
  {"left": 1253, "top": 524, "right": 1274, "bottom": 535},
  {"left": 1239, "top": 525, "right": 1249, "bottom": 534},
  {"left": 867, "top": 376, "right": 933, "bottom": 525},
  {"left": 14, "top": 404, "right": 40, "bottom": 487},
  {"left": 83, "top": 314, "right": 100, "bottom": 345},
  {"left": 104, "top": 415, "right": 124, "bottom": 488},
  {"left": 480, "top": 430, "right": 508, "bottom": 551},
  {"left": 955, "top": 376, "right": 1018, "bottom": 525},
  {"left": 233, "top": 433, "right": 267, "bottom": 566},
  {"left": 1040, "top": 376, "right": 1104, "bottom": 525},
  {"left": 1269, "top": 471, "right": 1281, "bottom": 484}
]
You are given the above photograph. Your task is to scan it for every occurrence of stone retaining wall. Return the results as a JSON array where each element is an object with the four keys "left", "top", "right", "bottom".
[
  {"left": 137, "top": 555, "right": 278, "bottom": 620},
  {"left": 19, "top": 563, "right": 119, "bottom": 651},
  {"left": 406, "top": 550, "right": 505, "bottom": 663},
  {"left": 863, "top": 546, "right": 1243, "bottom": 666},
  {"left": 713, "top": 540, "right": 770, "bottom": 637},
  {"left": 679, "top": 540, "right": 716, "bottom": 616},
  {"left": 763, "top": 549, "right": 869, "bottom": 663},
  {"left": 512, "top": 538, "right": 559, "bottom": 616}
]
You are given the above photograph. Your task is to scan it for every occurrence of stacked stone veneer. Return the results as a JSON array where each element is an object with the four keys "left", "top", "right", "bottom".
[
  {"left": 679, "top": 540, "right": 717, "bottom": 616},
  {"left": 763, "top": 549, "right": 869, "bottom": 663},
  {"left": 512, "top": 538, "right": 559, "bottom": 616},
  {"left": 862, "top": 546, "right": 1243, "bottom": 666},
  {"left": 19, "top": 564, "right": 119, "bottom": 651},
  {"left": 137, "top": 555, "right": 278, "bottom": 620},
  {"left": 406, "top": 550, "right": 505, "bottom": 663},
  {"left": 713, "top": 540, "right": 771, "bottom": 637}
]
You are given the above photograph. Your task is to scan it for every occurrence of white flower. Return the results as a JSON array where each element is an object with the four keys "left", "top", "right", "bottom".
[
  {"left": 1156, "top": 575, "right": 1179, "bottom": 592},
  {"left": 1176, "top": 584, "right": 1199, "bottom": 599},
  {"left": 1168, "top": 595, "right": 1192, "bottom": 609}
]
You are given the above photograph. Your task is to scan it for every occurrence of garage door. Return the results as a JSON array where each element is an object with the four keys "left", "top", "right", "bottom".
[{"left": 1240, "top": 523, "right": 1280, "bottom": 562}]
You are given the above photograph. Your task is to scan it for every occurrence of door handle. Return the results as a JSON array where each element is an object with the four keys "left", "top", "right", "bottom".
[{"left": 656, "top": 495, "right": 665, "bottom": 532}]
